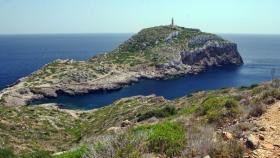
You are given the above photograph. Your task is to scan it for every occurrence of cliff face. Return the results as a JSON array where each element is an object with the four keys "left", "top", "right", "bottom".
[
  {"left": 0, "top": 25, "right": 244, "bottom": 107},
  {"left": 180, "top": 41, "right": 243, "bottom": 67}
]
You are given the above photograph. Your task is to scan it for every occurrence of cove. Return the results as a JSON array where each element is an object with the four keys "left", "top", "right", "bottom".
[
  {"left": 5, "top": 34, "right": 279, "bottom": 109},
  {"left": 31, "top": 64, "right": 272, "bottom": 110}
]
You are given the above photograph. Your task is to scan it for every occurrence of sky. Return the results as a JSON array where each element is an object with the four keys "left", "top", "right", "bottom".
[{"left": 0, "top": 0, "right": 279, "bottom": 34}]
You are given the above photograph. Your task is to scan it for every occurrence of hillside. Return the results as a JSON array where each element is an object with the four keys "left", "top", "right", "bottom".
[
  {"left": 0, "top": 25, "right": 243, "bottom": 107},
  {"left": 1, "top": 80, "right": 280, "bottom": 157}
]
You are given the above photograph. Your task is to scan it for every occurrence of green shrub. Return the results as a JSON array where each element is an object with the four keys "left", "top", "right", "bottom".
[
  {"left": 53, "top": 146, "right": 88, "bottom": 158},
  {"left": 0, "top": 148, "right": 17, "bottom": 158},
  {"left": 239, "top": 84, "right": 258, "bottom": 90},
  {"left": 198, "top": 96, "right": 240, "bottom": 123},
  {"left": 148, "top": 122, "right": 185, "bottom": 157},
  {"left": 180, "top": 105, "right": 198, "bottom": 115},
  {"left": 224, "top": 99, "right": 239, "bottom": 109},
  {"left": 251, "top": 86, "right": 264, "bottom": 95},
  {"left": 90, "top": 132, "right": 146, "bottom": 158},
  {"left": 21, "top": 150, "right": 51, "bottom": 158},
  {"left": 65, "top": 124, "right": 83, "bottom": 142},
  {"left": 134, "top": 121, "right": 186, "bottom": 157},
  {"left": 114, "top": 143, "right": 142, "bottom": 158},
  {"left": 137, "top": 106, "right": 176, "bottom": 121}
]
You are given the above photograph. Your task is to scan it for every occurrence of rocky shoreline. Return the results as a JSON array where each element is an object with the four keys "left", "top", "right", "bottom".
[
  {"left": 0, "top": 25, "right": 243, "bottom": 107},
  {"left": 0, "top": 63, "right": 199, "bottom": 106}
]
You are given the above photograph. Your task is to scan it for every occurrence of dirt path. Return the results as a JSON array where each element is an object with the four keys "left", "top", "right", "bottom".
[{"left": 251, "top": 102, "right": 280, "bottom": 158}]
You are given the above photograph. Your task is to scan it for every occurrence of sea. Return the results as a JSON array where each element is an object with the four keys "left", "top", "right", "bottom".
[{"left": 0, "top": 34, "right": 279, "bottom": 109}]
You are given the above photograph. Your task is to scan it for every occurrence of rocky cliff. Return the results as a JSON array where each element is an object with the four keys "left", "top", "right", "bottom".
[
  {"left": 0, "top": 25, "right": 243, "bottom": 106},
  {"left": 181, "top": 40, "right": 243, "bottom": 66}
]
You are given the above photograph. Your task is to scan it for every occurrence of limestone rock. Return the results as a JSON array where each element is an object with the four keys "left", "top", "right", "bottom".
[
  {"left": 146, "top": 117, "right": 159, "bottom": 124},
  {"left": 107, "top": 127, "right": 122, "bottom": 133},
  {"left": 251, "top": 127, "right": 258, "bottom": 132},
  {"left": 240, "top": 98, "right": 249, "bottom": 105},
  {"left": 246, "top": 134, "right": 259, "bottom": 149},
  {"left": 259, "top": 134, "right": 265, "bottom": 140},
  {"left": 121, "top": 120, "right": 132, "bottom": 127},
  {"left": 180, "top": 41, "right": 243, "bottom": 67},
  {"left": 203, "top": 155, "right": 211, "bottom": 158},
  {"left": 222, "top": 131, "right": 233, "bottom": 140},
  {"left": 259, "top": 127, "right": 266, "bottom": 131}
]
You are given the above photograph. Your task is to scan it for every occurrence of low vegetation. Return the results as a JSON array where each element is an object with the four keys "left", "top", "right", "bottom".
[
  {"left": 0, "top": 148, "right": 52, "bottom": 158},
  {"left": 53, "top": 146, "right": 88, "bottom": 158},
  {"left": 197, "top": 96, "right": 241, "bottom": 123},
  {"left": 183, "top": 125, "right": 244, "bottom": 157},
  {"left": 136, "top": 105, "right": 177, "bottom": 121},
  {"left": 1, "top": 79, "right": 280, "bottom": 157},
  {"left": 134, "top": 121, "right": 186, "bottom": 157}
]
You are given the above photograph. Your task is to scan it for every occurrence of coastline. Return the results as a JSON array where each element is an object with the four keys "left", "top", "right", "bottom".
[{"left": 0, "top": 26, "right": 243, "bottom": 108}]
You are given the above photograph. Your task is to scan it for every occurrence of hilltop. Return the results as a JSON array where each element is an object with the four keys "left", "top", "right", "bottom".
[{"left": 0, "top": 25, "right": 243, "bottom": 106}]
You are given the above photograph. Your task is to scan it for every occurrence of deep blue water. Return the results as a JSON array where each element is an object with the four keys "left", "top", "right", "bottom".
[
  {"left": 0, "top": 34, "right": 131, "bottom": 89},
  {"left": 0, "top": 34, "right": 280, "bottom": 109}
]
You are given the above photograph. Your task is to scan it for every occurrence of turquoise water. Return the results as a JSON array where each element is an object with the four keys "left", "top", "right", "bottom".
[{"left": 0, "top": 34, "right": 279, "bottom": 109}]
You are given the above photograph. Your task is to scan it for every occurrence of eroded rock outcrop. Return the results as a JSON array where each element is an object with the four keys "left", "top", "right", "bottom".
[{"left": 181, "top": 41, "right": 243, "bottom": 66}]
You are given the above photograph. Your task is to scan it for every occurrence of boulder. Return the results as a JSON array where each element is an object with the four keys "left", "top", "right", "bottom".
[
  {"left": 203, "top": 155, "right": 211, "bottom": 158},
  {"left": 251, "top": 127, "right": 258, "bottom": 132},
  {"left": 121, "top": 120, "right": 132, "bottom": 127},
  {"left": 146, "top": 117, "right": 159, "bottom": 124},
  {"left": 259, "top": 127, "right": 266, "bottom": 131},
  {"left": 165, "top": 31, "right": 179, "bottom": 42},
  {"left": 30, "top": 87, "right": 57, "bottom": 98},
  {"left": 17, "top": 88, "right": 30, "bottom": 95},
  {"left": 240, "top": 98, "right": 249, "bottom": 105},
  {"left": 246, "top": 134, "right": 259, "bottom": 149},
  {"left": 259, "top": 134, "right": 265, "bottom": 140},
  {"left": 222, "top": 131, "right": 234, "bottom": 140},
  {"left": 107, "top": 127, "right": 122, "bottom": 133}
]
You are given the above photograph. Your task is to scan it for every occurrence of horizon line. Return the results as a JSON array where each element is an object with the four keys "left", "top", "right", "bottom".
[{"left": 0, "top": 32, "right": 280, "bottom": 36}]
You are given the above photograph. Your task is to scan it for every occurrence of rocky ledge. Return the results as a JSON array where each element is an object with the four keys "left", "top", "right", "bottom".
[{"left": 0, "top": 25, "right": 243, "bottom": 106}]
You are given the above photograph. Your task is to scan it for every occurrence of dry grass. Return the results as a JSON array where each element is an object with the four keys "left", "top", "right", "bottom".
[{"left": 182, "top": 125, "right": 244, "bottom": 158}]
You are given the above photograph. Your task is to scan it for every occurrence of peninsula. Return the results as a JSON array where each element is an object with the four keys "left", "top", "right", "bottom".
[{"left": 0, "top": 25, "right": 243, "bottom": 106}]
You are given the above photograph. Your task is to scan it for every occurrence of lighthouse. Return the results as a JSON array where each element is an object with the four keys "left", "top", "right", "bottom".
[{"left": 171, "top": 18, "right": 174, "bottom": 27}]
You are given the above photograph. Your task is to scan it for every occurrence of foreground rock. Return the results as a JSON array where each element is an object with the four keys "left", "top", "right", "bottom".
[
  {"left": 0, "top": 25, "right": 243, "bottom": 106},
  {"left": 246, "top": 134, "right": 259, "bottom": 149}
]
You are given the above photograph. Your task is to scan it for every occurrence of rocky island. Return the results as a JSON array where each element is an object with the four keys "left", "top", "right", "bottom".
[{"left": 0, "top": 25, "right": 243, "bottom": 106}]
